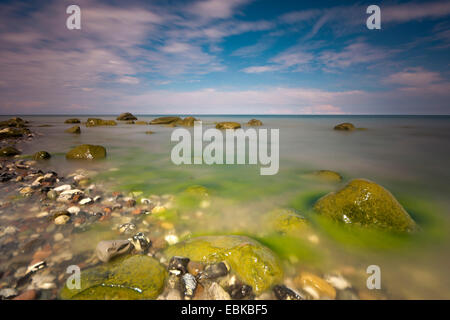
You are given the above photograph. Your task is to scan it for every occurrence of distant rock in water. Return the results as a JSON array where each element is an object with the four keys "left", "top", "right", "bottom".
[
  {"left": 66, "top": 144, "right": 106, "bottom": 160},
  {"left": 116, "top": 112, "right": 137, "bottom": 121},
  {"left": 177, "top": 116, "right": 197, "bottom": 127},
  {"left": 65, "top": 126, "right": 81, "bottom": 134},
  {"left": 0, "top": 127, "right": 30, "bottom": 139},
  {"left": 0, "top": 117, "right": 27, "bottom": 128},
  {"left": 334, "top": 123, "right": 356, "bottom": 131},
  {"left": 314, "top": 179, "right": 417, "bottom": 232},
  {"left": 0, "top": 146, "right": 20, "bottom": 157},
  {"left": 85, "top": 118, "right": 117, "bottom": 127},
  {"left": 216, "top": 122, "right": 241, "bottom": 129},
  {"left": 134, "top": 121, "right": 148, "bottom": 125},
  {"left": 149, "top": 116, "right": 181, "bottom": 125},
  {"left": 33, "top": 151, "right": 51, "bottom": 160},
  {"left": 311, "top": 170, "right": 342, "bottom": 182},
  {"left": 247, "top": 119, "right": 263, "bottom": 126},
  {"left": 64, "top": 118, "right": 80, "bottom": 124}
]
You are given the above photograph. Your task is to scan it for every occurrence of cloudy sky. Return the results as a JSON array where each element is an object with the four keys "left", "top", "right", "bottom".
[{"left": 0, "top": 0, "right": 449, "bottom": 115}]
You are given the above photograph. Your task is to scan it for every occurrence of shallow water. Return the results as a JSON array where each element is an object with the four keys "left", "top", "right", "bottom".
[{"left": 1, "top": 115, "right": 450, "bottom": 299}]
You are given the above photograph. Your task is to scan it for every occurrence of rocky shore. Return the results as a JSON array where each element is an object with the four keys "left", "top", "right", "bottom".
[{"left": 0, "top": 115, "right": 412, "bottom": 300}]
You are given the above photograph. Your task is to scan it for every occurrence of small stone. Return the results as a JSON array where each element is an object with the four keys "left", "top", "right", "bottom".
[
  {"left": 53, "top": 233, "right": 64, "bottom": 242},
  {"left": 95, "top": 240, "right": 132, "bottom": 263},
  {"left": 128, "top": 232, "right": 151, "bottom": 252},
  {"left": 273, "top": 285, "right": 304, "bottom": 300},
  {"left": 227, "top": 283, "right": 254, "bottom": 300},
  {"left": 54, "top": 214, "right": 70, "bottom": 225},
  {"left": 181, "top": 273, "right": 197, "bottom": 299},
  {"left": 13, "top": 290, "right": 37, "bottom": 300},
  {"left": 118, "top": 223, "right": 136, "bottom": 234},
  {"left": 324, "top": 273, "right": 351, "bottom": 290},
  {"left": 32, "top": 151, "right": 51, "bottom": 160},
  {"left": 47, "top": 190, "right": 58, "bottom": 200},
  {"left": 54, "top": 184, "right": 72, "bottom": 192},
  {"left": 164, "top": 234, "right": 179, "bottom": 245},
  {"left": 0, "top": 288, "right": 18, "bottom": 299},
  {"left": 168, "top": 256, "right": 190, "bottom": 276},
  {"left": 205, "top": 282, "right": 231, "bottom": 300},
  {"left": 79, "top": 197, "right": 93, "bottom": 205},
  {"left": 187, "top": 261, "right": 204, "bottom": 276},
  {"left": 294, "top": 272, "right": 336, "bottom": 300},
  {"left": 67, "top": 206, "right": 81, "bottom": 215},
  {"left": 199, "top": 262, "right": 228, "bottom": 280}
]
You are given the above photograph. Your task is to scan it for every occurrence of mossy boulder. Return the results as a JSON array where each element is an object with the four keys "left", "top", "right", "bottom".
[
  {"left": 184, "top": 185, "right": 209, "bottom": 197},
  {"left": 311, "top": 170, "right": 342, "bottom": 182},
  {"left": 0, "top": 146, "right": 20, "bottom": 157},
  {"left": 176, "top": 117, "right": 198, "bottom": 127},
  {"left": 0, "top": 117, "right": 27, "bottom": 128},
  {"left": 116, "top": 113, "right": 137, "bottom": 121},
  {"left": 59, "top": 255, "right": 167, "bottom": 300},
  {"left": 264, "top": 208, "right": 309, "bottom": 236},
  {"left": 86, "top": 118, "right": 117, "bottom": 127},
  {"left": 247, "top": 119, "right": 263, "bottom": 126},
  {"left": 66, "top": 144, "right": 106, "bottom": 160},
  {"left": 334, "top": 123, "right": 355, "bottom": 131},
  {"left": 164, "top": 235, "right": 283, "bottom": 294},
  {"left": 149, "top": 116, "right": 181, "bottom": 125},
  {"left": 65, "top": 126, "right": 81, "bottom": 134},
  {"left": 0, "top": 127, "right": 29, "bottom": 139},
  {"left": 64, "top": 118, "right": 80, "bottom": 124},
  {"left": 216, "top": 122, "right": 241, "bottom": 129},
  {"left": 33, "top": 151, "right": 51, "bottom": 160},
  {"left": 313, "top": 179, "right": 417, "bottom": 232}
]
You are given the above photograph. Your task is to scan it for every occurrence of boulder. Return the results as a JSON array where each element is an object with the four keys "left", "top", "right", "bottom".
[
  {"left": 116, "top": 113, "right": 137, "bottom": 121},
  {"left": 0, "top": 146, "right": 20, "bottom": 157},
  {"left": 149, "top": 116, "right": 181, "bottom": 125},
  {"left": 314, "top": 179, "right": 417, "bottom": 232},
  {"left": 247, "top": 119, "right": 263, "bottom": 126},
  {"left": 0, "top": 117, "right": 27, "bottom": 128},
  {"left": 86, "top": 118, "right": 117, "bottom": 127},
  {"left": 216, "top": 122, "right": 241, "bottom": 129},
  {"left": 59, "top": 255, "right": 167, "bottom": 300},
  {"left": 65, "top": 126, "right": 81, "bottom": 134},
  {"left": 0, "top": 127, "right": 29, "bottom": 139},
  {"left": 64, "top": 118, "right": 80, "bottom": 124},
  {"left": 176, "top": 117, "right": 198, "bottom": 127},
  {"left": 264, "top": 208, "right": 309, "bottom": 236},
  {"left": 334, "top": 123, "right": 355, "bottom": 131},
  {"left": 164, "top": 235, "right": 283, "bottom": 294},
  {"left": 66, "top": 144, "right": 106, "bottom": 160},
  {"left": 33, "top": 151, "right": 51, "bottom": 160}
]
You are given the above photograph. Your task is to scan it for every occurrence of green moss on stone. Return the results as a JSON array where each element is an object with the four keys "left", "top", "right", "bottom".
[{"left": 66, "top": 144, "right": 106, "bottom": 160}]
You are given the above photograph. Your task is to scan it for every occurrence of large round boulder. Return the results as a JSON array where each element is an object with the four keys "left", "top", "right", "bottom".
[
  {"left": 164, "top": 235, "right": 283, "bottom": 294},
  {"left": 66, "top": 144, "right": 106, "bottom": 160},
  {"left": 116, "top": 113, "right": 137, "bottom": 121},
  {"left": 59, "top": 255, "right": 167, "bottom": 300},
  {"left": 314, "top": 179, "right": 417, "bottom": 232}
]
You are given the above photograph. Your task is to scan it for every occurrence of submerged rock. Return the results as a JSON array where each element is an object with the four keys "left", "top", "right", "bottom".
[
  {"left": 86, "top": 118, "right": 117, "bottom": 127},
  {"left": 59, "top": 255, "right": 167, "bottom": 300},
  {"left": 65, "top": 126, "right": 81, "bottom": 134},
  {"left": 247, "top": 119, "right": 263, "bottom": 126},
  {"left": 0, "top": 117, "right": 27, "bottom": 128},
  {"left": 314, "top": 179, "right": 417, "bottom": 232},
  {"left": 149, "top": 116, "right": 181, "bottom": 125},
  {"left": 310, "top": 170, "right": 343, "bottom": 182},
  {"left": 95, "top": 240, "right": 132, "bottom": 263},
  {"left": 165, "top": 235, "right": 283, "bottom": 294},
  {"left": 0, "top": 146, "right": 20, "bottom": 157},
  {"left": 66, "top": 144, "right": 106, "bottom": 160},
  {"left": 334, "top": 123, "right": 355, "bottom": 131},
  {"left": 294, "top": 272, "right": 336, "bottom": 300},
  {"left": 216, "top": 122, "right": 241, "bottom": 129},
  {"left": 264, "top": 208, "right": 309, "bottom": 236},
  {"left": 0, "top": 127, "right": 30, "bottom": 139},
  {"left": 134, "top": 121, "right": 148, "bottom": 125},
  {"left": 64, "top": 118, "right": 80, "bottom": 124},
  {"left": 116, "top": 112, "right": 137, "bottom": 121},
  {"left": 33, "top": 151, "right": 51, "bottom": 160}
]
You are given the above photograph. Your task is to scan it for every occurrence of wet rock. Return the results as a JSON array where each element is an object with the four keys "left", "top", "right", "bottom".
[
  {"left": 227, "top": 283, "right": 254, "bottom": 300},
  {"left": 273, "top": 285, "right": 304, "bottom": 300},
  {"left": 67, "top": 206, "right": 81, "bottom": 215},
  {"left": 95, "top": 240, "right": 132, "bottom": 263},
  {"left": 57, "top": 189, "right": 84, "bottom": 203},
  {"left": 204, "top": 282, "right": 231, "bottom": 300},
  {"left": 247, "top": 119, "right": 263, "bottom": 126},
  {"left": 0, "top": 146, "right": 20, "bottom": 157},
  {"left": 29, "top": 273, "right": 56, "bottom": 290},
  {"left": 294, "top": 272, "right": 336, "bottom": 300},
  {"left": 54, "top": 184, "right": 71, "bottom": 192},
  {"left": 33, "top": 151, "right": 51, "bottom": 160},
  {"left": 65, "top": 125, "right": 81, "bottom": 134},
  {"left": 116, "top": 113, "right": 137, "bottom": 121},
  {"left": 215, "top": 122, "right": 241, "bottom": 129},
  {"left": 64, "top": 118, "right": 80, "bottom": 124},
  {"left": 0, "top": 288, "right": 18, "bottom": 299},
  {"left": 128, "top": 232, "right": 151, "bottom": 252},
  {"left": 79, "top": 197, "right": 93, "bottom": 205},
  {"left": 164, "top": 235, "right": 283, "bottom": 294},
  {"left": 181, "top": 273, "right": 197, "bottom": 299},
  {"left": 46, "top": 190, "right": 58, "bottom": 200},
  {"left": 168, "top": 256, "right": 190, "bottom": 276},
  {"left": 187, "top": 261, "right": 204, "bottom": 276},
  {"left": 85, "top": 118, "right": 117, "bottom": 127},
  {"left": 118, "top": 223, "right": 136, "bottom": 234},
  {"left": 264, "top": 208, "right": 309, "bottom": 236},
  {"left": 311, "top": 170, "right": 342, "bottom": 182},
  {"left": 0, "top": 127, "right": 28, "bottom": 139},
  {"left": 334, "top": 123, "right": 355, "bottom": 131},
  {"left": 66, "top": 144, "right": 106, "bottom": 160},
  {"left": 324, "top": 273, "right": 351, "bottom": 290},
  {"left": 149, "top": 116, "right": 181, "bottom": 125},
  {"left": 313, "top": 179, "right": 417, "bottom": 232},
  {"left": 54, "top": 214, "right": 70, "bottom": 225},
  {"left": 199, "top": 262, "right": 228, "bottom": 280},
  {"left": 59, "top": 255, "right": 167, "bottom": 300}
]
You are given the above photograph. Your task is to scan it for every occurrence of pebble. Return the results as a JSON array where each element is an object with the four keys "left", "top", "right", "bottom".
[
  {"left": 54, "top": 214, "right": 70, "bottom": 225},
  {"left": 53, "top": 185, "right": 71, "bottom": 192},
  {"left": 205, "top": 282, "right": 231, "bottom": 300},
  {"left": 273, "top": 285, "right": 305, "bottom": 300},
  {"left": 128, "top": 232, "right": 151, "bottom": 252},
  {"left": 294, "top": 272, "right": 336, "bottom": 300},
  {"left": 181, "top": 273, "right": 197, "bottom": 299},
  {"left": 324, "top": 273, "right": 351, "bottom": 290},
  {"left": 29, "top": 274, "right": 56, "bottom": 290},
  {"left": 0, "top": 288, "right": 18, "bottom": 299},
  {"left": 164, "top": 234, "right": 179, "bottom": 245},
  {"left": 67, "top": 206, "right": 80, "bottom": 215},
  {"left": 199, "top": 262, "right": 228, "bottom": 280},
  {"left": 79, "top": 197, "right": 93, "bottom": 205},
  {"left": 53, "top": 233, "right": 64, "bottom": 242},
  {"left": 168, "top": 256, "right": 190, "bottom": 275},
  {"left": 96, "top": 240, "right": 132, "bottom": 262},
  {"left": 187, "top": 261, "right": 204, "bottom": 276},
  {"left": 118, "top": 223, "right": 136, "bottom": 234},
  {"left": 36, "top": 211, "right": 49, "bottom": 218}
]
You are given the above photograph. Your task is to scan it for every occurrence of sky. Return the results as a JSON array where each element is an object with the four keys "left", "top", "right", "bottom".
[{"left": 0, "top": 0, "right": 449, "bottom": 115}]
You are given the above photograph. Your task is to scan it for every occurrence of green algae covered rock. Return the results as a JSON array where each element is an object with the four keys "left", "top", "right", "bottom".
[
  {"left": 176, "top": 116, "right": 197, "bottom": 127},
  {"left": 216, "top": 122, "right": 241, "bottom": 129},
  {"left": 117, "top": 112, "right": 137, "bottom": 121},
  {"left": 59, "top": 255, "right": 167, "bottom": 300},
  {"left": 313, "top": 179, "right": 417, "bottom": 232},
  {"left": 65, "top": 125, "right": 81, "bottom": 134},
  {"left": 66, "top": 144, "right": 106, "bottom": 160},
  {"left": 165, "top": 235, "right": 283, "bottom": 294},
  {"left": 64, "top": 118, "right": 80, "bottom": 124},
  {"left": 149, "top": 116, "right": 181, "bottom": 125},
  {"left": 264, "top": 209, "right": 309, "bottom": 236},
  {"left": 0, "top": 146, "right": 20, "bottom": 157},
  {"left": 86, "top": 118, "right": 117, "bottom": 127},
  {"left": 334, "top": 123, "right": 355, "bottom": 131},
  {"left": 33, "top": 151, "right": 51, "bottom": 160},
  {"left": 184, "top": 185, "right": 209, "bottom": 197},
  {"left": 311, "top": 170, "right": 342, "bottom": 182},
  {"left": 247, "top": 119, "right": 263, "bottom": 126}
]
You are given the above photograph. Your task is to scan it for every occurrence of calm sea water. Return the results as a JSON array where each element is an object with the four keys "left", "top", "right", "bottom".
[{"left": 2, "top": 115, "right": 450, "bottom": 299}]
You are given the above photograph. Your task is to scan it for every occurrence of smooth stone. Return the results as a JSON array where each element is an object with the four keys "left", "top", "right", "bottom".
[
  {"left": 0, "top": 288, "right": 18, "bottom": 298},
  {"left": 215, "top": 122, "right": 241, "bottom": 129},
  {"left": 311, "top": 170, "right": 343, "bottom": 182},
  {"left": 65, "top": 125, "right": 81, "bottom": 134},
  {"left": 32, "top": 151, "right": 51, "bottom": 160},
  {"left": 294, "top": 272, "right": 336, "bottom": 300},
  {"left": 54, "top": 184, "right": 71, "bottom": 192},
  {"left": 85, "top": 118, "right": 117, "bottom": 127},
  {"left": 95, "top": 240, "right": 132, "bottom": 263},
  {"left": 66, "top": 144, "right": 106, "bottom": 160},
  {"left": 54, "top": 215, "right": 70, "bottom": 225},
  {"left": 247, "top": 119, "right": 263, "bottom": 126},
  {"left": 0, "top": 146, "right": 20, "bottom": 157}
]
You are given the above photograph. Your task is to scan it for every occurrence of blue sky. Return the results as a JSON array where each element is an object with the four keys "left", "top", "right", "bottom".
[{"left": 0, "top": 0, "right": 449, "bottom": 114}]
